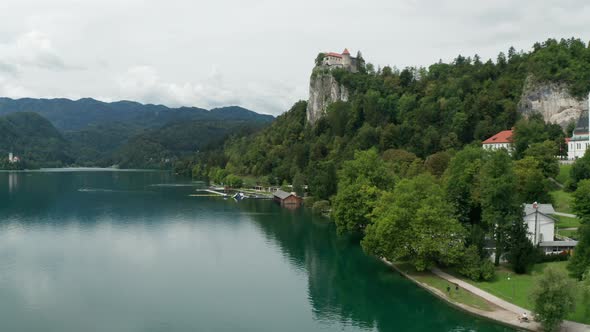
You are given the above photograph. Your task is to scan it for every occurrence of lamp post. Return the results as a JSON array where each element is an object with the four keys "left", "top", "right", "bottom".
[{"left": 507, "top": 276, "right": 515, "bottom": 300}]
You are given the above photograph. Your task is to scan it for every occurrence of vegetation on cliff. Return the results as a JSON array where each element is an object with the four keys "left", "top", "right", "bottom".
[{"left": 175, "top": 39, "right": 590, "bottom": 294}]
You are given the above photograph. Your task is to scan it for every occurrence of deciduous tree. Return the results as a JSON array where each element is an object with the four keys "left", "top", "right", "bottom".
[{"left": 531, "top": 267, "right": 576, "bottom": 332}]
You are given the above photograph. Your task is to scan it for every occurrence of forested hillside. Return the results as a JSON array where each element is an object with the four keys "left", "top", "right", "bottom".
[
  {"left": 185, "top": 38, "right": 587, "bottom": 191},
  {"left": 0, "top": 112, "right": 72, "bottom": 168},
  {"left": 180, "top": 38, "right": 590, "bottom": 295},
  {"left": 113, "top": 120, "right": 269, "bottom": 169},
  {"left": 0, "top": 98, "right": 274, "bottom": 169},
  {"left": 0, "top": 98, "right": 273, "bottom": 131}
]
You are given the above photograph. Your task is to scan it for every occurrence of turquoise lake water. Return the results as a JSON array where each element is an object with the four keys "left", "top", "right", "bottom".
[{"left": 0, "top": 170, "right": 515, "bottom": 331}]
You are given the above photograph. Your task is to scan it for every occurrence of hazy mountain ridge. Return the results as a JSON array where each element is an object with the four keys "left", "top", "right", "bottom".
[
  {"left": 0, "top": 97, "right": 274, "bottom": 168},
  {"left": 0, "top": 97, "right": 274, "bottom": 131}
]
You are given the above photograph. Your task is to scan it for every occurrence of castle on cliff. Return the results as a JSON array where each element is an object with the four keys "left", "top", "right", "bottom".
[{"left": 319, "top": 48, "right": 362, "bottom": 73}]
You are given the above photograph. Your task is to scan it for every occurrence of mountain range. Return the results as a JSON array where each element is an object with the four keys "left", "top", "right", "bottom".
[{"left": 0, "top": 97, "right": 274, "bottom": 169}]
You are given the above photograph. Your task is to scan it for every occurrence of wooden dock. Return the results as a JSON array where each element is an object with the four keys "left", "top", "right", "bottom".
[{"left": 192, "top": 189, "right": 229, "bottom": 197}]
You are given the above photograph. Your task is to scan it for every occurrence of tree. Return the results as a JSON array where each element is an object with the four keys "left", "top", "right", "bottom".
[
  {"left": 568, "top": 224, "right": 590, "bottom": 279},
  {"left": 332, "top": 180, "right": 381, "bottom": 234},
  {"left": 512, "top": 114, "right": 550, "bottom": 158},
  {"left": 514, "top": 157, "right": 551, "bottom": 203},
  {"left": 531, "top": 267, "right": 576, "bottom": 332},
  {"left": 315, "top": 53, "right": 325, "bottom": 66},
  {"left": 480, "top": 150, "right": 519, "bottom": 265},
  {"left": 524, "top": 140, "right": 559, "bottom": 178},
  {"left": 570, "top": 150, "right": 590, "bottom": 189},
  {"left": 224, "top": 174, "right": 243, "bottom": 188},
  {"left": 338, "top": 149, "right": 394, "bottom": 190},
  {"left": 458, "top": 245, "right": 495, "bottom": 281},
  {"left": 444, "top": 146, "right": 487, "bottom": 253},
  {"left": 362, "top": 174, "right": 466, "bottom": 271},
  {"left": 292, "top": 172, "right": 306, "bottom": 197},
  {"left": 308, "top": 161, "right": 337, "bottom": 200},
  {"left": 572, "top": 179, "right": 590, "bottom": 220},
  {"left": 506, "top": 219, "right": 537, "bottom": 274},
  {"left": 382, "top": 149, "right": 419, "bottom": 178},
  {"left": 424, "top": 151, "right": 452, "bottom": 177}
]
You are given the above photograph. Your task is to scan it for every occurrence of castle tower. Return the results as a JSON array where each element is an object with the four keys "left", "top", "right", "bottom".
[
  {"left": 342, "top": 48, "right": 351, "bottom": 68},
  {"left": 8, "top": 152, "right": 13, "bottom": 163}
]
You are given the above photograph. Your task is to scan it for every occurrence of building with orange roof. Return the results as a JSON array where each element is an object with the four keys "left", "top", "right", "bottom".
[
  {"left": 482, "top": 129, "right": 513, "bottom": 153},
  {"left": 320, "top": 48, "right": 362, "bottom": 72}
]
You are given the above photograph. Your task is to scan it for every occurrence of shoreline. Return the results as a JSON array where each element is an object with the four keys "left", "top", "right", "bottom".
[
  {"left": 381, "top": 258, "right": 590, "bottom": 332},
  {"left": 380, "top": 258, "right": 539, "bottom": 331}
]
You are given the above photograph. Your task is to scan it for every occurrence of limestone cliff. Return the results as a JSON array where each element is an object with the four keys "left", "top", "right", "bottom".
[
  {"left": 306, "top": 72, "right": 349, "bottom": 125},
  {"left": 518, "top": 76, "right": 588, "bottom": 129}
]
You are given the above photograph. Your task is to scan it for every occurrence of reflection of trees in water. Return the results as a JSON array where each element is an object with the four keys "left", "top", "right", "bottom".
[
  {"left": 0, "top": 171, "right": 182, "bottom": 225},
  {"left": 239, "top": 200, "right": 511, "bottom": 332}
]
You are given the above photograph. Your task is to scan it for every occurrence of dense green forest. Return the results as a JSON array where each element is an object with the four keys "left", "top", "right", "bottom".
[
  {"left": 0, "top": 112, "right": 72, "bottom": 168},
  {"left": 179, "top": 38, "right": 590, "bottom": 287},
  {"left": 0, "top": 99, "right": 273, "bottom": 169},
  {"left": 183, "top": 38, "right": 587, "bottom": 188}
]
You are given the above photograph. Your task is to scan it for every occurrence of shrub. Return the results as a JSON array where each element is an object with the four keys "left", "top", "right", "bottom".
[
  {"left": 457, "top": 245, "right": 495, "bottom": 281},
  {"left": 537, "top": 250, "right": 570, "bottom": 263},
  {"left": 312, "top": 200, "right": 331, "bottom": 215},
  {"left": 531, "top": 266, "right": 576, "bottom": 332}
]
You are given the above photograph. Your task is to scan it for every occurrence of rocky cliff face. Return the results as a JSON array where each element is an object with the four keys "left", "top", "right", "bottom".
[
  {"left": 518, "top": 76, "right": 588, "bottom": 129},
  {"left": 306, "top": 72, "right": 349, "bottom": 125}
]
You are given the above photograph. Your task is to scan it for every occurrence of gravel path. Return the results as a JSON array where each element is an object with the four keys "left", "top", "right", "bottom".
[{"left": 431, "top": 268, "right": 590, "bottom": 332}]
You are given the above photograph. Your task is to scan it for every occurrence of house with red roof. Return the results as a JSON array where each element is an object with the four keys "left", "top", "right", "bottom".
[
  {"left": 320, "top": 48, "right": 362, "bottom": 72},
  {"left": 482, "top": 129, "right": 513, "bottom": 153}
]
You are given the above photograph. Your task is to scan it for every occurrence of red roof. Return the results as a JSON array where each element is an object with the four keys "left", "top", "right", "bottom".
[
  {"left": 325, "top": 52, "right": 342, "bottom": 58},
  {"left": 342, "top": 48, "right": 350, "bottom": 55},
  {"left": 482, "top": 130, "right": 513, "bottom": 144}
]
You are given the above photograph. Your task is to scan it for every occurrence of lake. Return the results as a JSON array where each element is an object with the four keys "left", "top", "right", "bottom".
[{"left": 0, "top": 170, "right": 514, "bottom": 331}]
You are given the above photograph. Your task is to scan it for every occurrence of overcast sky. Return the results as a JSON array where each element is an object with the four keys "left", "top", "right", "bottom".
[{"left": 0, "top": 0, "right": 589, "bottom": 115}]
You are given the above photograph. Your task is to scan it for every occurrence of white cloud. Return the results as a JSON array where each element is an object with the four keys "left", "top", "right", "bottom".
[
  {"left": 115, "top": 65, "right": 293, "bottom": 113},
  {"left": 0, "top": 30, "right": 78, "bottom": 72},
  {"left": 0, "top": 0, "right": 589, "bottom": 115}
]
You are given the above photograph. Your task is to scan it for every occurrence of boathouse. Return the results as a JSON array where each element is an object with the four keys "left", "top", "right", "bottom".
[{"left": 273, "top": 190, "right": 303, "bottom": 208}]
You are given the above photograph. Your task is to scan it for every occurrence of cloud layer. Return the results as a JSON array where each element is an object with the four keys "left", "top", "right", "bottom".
[{"left": 0, "top": 0, "right": 589, "bottom": 115}]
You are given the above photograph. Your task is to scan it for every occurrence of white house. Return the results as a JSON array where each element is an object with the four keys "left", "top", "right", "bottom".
[
  {"left": 523, "top": 203, "right": 578, "bottom": 254},
  {"left": 7, "top": 152, "right": 20, "bottom": 163},
  {"left": 567, "top": 111, "right": 589, "bottom": 160},
  {"left": 523, "top": 203, "right": 556, "bottom": 245},
  {"left": 482, "top": 129, "right": 513, "bottom": 152}
]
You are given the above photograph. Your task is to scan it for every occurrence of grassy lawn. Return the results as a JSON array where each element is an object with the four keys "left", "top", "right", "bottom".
[
  {"left": 550, "top": 190, "right": 573, "bottom": 214},
  {"left": 556, "top": 164, "right": 572, "bottom": 185},
  {"left": 557, "top": 229, "right": 579, "bottom": 240},
  {"left": 555, "top": 215, "right": 582, "bottom": 228},
  {"left": 395, "top": 263, "right": 493, "bottom": 312},
  {"left": 463, "top": 262, "right": 589, "bottom": 324}
]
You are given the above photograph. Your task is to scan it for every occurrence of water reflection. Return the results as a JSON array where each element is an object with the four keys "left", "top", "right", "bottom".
[
  {"left": 0, "top": 171, "right": 513, "bottom": 332},
  {"left": 8, "top": 172, "right": 17, "bottom": 193},
  {"left": 235, "top": 200, "right": 512, "bottom": 332}
]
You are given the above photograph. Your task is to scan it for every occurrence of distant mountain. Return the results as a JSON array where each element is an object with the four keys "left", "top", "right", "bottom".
[
  {"left": 0, "top": 112, "right": 72, "bottom": 168},
  {"left": 0, "top": 97, "right": 274, "bottom": 131},
  {"left": 112, "top": 119, "right": 266, "bottom": 169},
  {"left": 0, "top": 97, "right": 275, "bottom": 169}
]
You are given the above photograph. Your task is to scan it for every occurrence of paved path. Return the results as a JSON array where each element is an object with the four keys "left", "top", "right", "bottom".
[
  {"left": 554, "top": 211, "right": 577, "bottom": 218},
  {"left": 431, "top": 268, "right": 590, "bottom": 332}
]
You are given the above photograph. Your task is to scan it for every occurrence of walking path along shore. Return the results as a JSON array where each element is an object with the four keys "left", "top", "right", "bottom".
[{"left": 381, "top": 259, "right": 590, "bottom": 332}]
